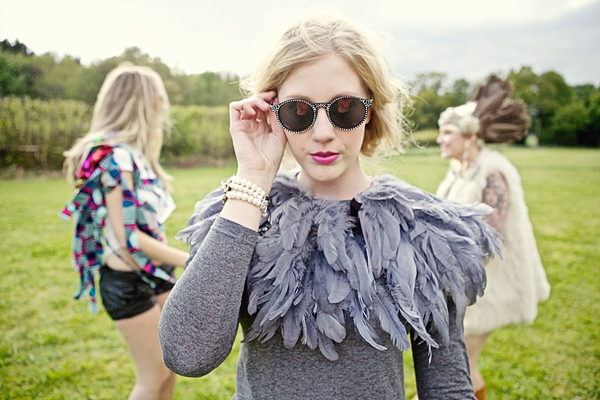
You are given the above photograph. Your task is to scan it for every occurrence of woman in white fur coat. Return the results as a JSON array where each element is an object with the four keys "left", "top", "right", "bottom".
[{"left": 435, "top": 76, "right": 551, "bottom": 400}]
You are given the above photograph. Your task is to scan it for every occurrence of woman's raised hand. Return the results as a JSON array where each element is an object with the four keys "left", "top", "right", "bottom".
[{"left": 229, "top": 91, "right": 287, "bottom": 190}]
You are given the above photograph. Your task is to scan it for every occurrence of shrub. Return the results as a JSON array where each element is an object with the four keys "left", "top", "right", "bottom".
[
  {"left": 546, "top": 103, "right": 590, "bottom": 146},
  {"left": 164, "top": 105, "right": 233, "bottom": 164},
  {"left": 0, "top": 97, "right": 234, "bottom": 170},
  {"left": 0, "top": 96, "right": 91, "bottom": 169}
]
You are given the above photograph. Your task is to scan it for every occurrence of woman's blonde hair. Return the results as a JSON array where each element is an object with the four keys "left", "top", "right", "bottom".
[
  {"left": 63, "top": 62, "right": 172, "bottom": 189},
  {"left": 240, "top": 16, "right": 410, "bottom": 156}
]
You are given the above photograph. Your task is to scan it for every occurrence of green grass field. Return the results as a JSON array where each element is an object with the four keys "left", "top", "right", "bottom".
[{"left": 1, "top": 146, "right": 599, "bottom": 399}]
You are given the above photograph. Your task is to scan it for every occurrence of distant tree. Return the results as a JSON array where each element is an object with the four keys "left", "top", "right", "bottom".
[
  {"left": 411, "top": 72, "right": 447, "bottom": 95},
  {"left": 0, "top": 51, "right": 25, "bottom": 96},
  {"left": 451, "top": 78, "right": 473, "bottom": 105},
  {"left": 549, "top": 103, "right": 590, "bottom": 146},
  {"left": 508, "top": 67, "right": 573, "bottom": 144},
  {"left": 0, "top": 50, "right": 42, "bottom": 97},
  {"left": 537, "top": 71, "right": 573, "bottom": 118},
  {"left": 76, "top": 57, "right": 121, "bottom": 104},
  {"left": 409, "top": 73, "right": 476, "bottom": 130},
  {"left": 53, "top": 55, "right": 84, "bottom": 100},
  {"left": 175, "top": 71, "right": 241, "bottom": 106},
  {"left": 75, "top": 47, "right": 182, "bottom": 105},
  {"left": 573, "top": 84, "right": 598, "bottom": 107},
  {"left": 1, "top": 39, "right": 32, "bottom": 56},
  {"left": 28, "top": 53, "right": 65, "bottom": 99},
  {"left": 508, "top": 66, "right": 540, "bottom": 106},
  {"left": 410, "top": 88, "right": 451, "bottom": 129},
  {"left": 582, "top": 92, "right": 600, "bottom": 147}
]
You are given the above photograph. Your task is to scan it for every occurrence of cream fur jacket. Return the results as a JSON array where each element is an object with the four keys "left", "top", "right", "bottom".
[{"left": 437, "top": 148, "right": 550, "bottom": 335}]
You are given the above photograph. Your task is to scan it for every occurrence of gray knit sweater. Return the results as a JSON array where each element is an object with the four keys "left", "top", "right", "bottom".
[{"left": 158, "top": 175, "right": 499, "bottom": 399}]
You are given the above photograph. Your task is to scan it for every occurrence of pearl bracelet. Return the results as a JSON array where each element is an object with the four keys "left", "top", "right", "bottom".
[{"left": 222, "top": 176, "right": 269, "bottom": 217}]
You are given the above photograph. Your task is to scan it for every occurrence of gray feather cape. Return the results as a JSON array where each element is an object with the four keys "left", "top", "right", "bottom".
[{"left": 177, "top": 173, "right": 501, "bottom": 361}]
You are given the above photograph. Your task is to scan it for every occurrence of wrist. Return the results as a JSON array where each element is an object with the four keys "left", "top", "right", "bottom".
[
  {"left": 222, "top": 176, "right": 270, "bottom": 217},
  {"left": 234, "top": 171, "right": 275, "bottom": 194}
]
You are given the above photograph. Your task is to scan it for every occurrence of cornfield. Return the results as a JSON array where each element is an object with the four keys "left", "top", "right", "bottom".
[{"left": 0, "top": 96, "right": 233, "bottom": 171}]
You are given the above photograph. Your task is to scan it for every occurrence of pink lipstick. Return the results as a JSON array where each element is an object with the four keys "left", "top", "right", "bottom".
[{"left": 311, "top": 152, "right": 339, "bottom": 164}]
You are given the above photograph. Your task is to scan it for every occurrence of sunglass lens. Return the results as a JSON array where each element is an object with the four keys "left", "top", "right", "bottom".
[
  {"left": 329, "top": 98, "right": 366, "bottom": 130},
  {"left": 278, "top": 100, "right": 314, "bottom": 132}
]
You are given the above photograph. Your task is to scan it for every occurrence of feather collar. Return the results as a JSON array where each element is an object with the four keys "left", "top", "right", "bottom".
[{"left": 181, "top": 173, "right": 501, "bottom": 360}]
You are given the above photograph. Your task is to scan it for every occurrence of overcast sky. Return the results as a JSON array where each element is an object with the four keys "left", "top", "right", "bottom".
[{"left": 1, "top": 0, "right": 599, "bottom": 87}]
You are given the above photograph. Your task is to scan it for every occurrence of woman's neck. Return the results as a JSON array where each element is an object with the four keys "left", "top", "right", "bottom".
[
  {"left": 462, "top": 145, "right": 481, "bottom": 168},
  {"left": 297, "top": 169, "right": 372, "bottom": 200}
]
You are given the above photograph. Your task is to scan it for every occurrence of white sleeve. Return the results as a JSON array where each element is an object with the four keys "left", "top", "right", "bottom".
[{"left": 112, "top": 147, "right": 134, "bottom": 172}]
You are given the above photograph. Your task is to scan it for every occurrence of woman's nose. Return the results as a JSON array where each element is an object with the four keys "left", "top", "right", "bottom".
[
  {"left": 436, "top": 131, "right": 443, "bottom": 144},
  {"left": 311, "top": 109, "right": 336, "bottom": 141}
]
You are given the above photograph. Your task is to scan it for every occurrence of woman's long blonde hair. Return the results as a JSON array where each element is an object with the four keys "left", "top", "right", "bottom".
[
  {"left": 240, "top": 16, "right": 411, "bottom": 156},
  {"left": 63, "top": 63, "right": 172, "bottom": 189}
]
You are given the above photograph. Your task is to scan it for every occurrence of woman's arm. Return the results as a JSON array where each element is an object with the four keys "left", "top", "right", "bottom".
[
  {"left": 158, "top": 92, "right": 285, "bottom": 376},
  {"left": 158, "top": 217, "right": 258, "bottom": 377},
  {"left": 137, "top": 231, "right": 188, "bottom": 266},
  {"left": 411, "top": 299, "right": 476, "bottom": 400},
  {"left": 104, "top": 171, "right": 188, "bottom": 267},
  {"left": 481, "top": 171, "right": 509, "bottom": 233}
]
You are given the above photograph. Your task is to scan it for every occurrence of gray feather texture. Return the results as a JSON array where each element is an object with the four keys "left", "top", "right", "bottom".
[{"left": 177, "top": 173, "right": 501, "bottom": 361}]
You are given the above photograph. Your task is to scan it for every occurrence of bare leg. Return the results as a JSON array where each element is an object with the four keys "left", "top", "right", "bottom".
[
  {"left": 464, "top": 333, "right": 490, "bottom": 392},
  {"left": 114, "top": 294, "right": 175, "bottom": 400}
]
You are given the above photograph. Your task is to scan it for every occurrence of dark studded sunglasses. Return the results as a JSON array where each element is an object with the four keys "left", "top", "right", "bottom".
[{"left": 270, "top": 96, "right": 373, "bottom": 133}]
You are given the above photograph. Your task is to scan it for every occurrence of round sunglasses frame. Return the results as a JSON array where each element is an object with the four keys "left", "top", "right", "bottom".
[{"left": 270, "top": 96, "right": 373, "bottom": 134}]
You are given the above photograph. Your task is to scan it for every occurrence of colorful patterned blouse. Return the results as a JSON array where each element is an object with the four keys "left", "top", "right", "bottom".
[{"left": 59, "top": 144, "right": 175, "bottom": 312}]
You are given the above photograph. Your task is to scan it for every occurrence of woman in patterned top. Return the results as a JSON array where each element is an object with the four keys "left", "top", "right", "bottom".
[
  {"left": 435, "top": 75, "right": 551, "bottom": 400},
  {"left": 62, "top": 63, "right": 188, "bottom": 400}
]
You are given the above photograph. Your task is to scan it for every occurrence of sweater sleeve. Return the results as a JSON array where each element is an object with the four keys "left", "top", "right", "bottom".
[
  {"left": 158, "top": 217, "right": 258, "bottom": 377},
  {"left": 411, "top": 298, "right": 476, "bottom": 400}
]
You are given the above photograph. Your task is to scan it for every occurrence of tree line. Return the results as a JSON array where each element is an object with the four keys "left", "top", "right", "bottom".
[
  {"left": 1, "top": 38, "right": 599, "bottom": 149},
  {"left": 409, "top": 71, "right": 599, "bottom": 147},
  {"left": 0, "top": 39, "right": 241, "bottom": 106}
]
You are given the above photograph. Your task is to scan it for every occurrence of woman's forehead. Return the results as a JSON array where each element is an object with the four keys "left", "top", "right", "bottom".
[
  {"left": 277, "top": 54, "right": 367, "bottom": 101},
  {"left": 440, "top": 124, "right": 462, "bottom": 134}
]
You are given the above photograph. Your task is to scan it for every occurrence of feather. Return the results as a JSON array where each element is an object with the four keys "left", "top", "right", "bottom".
[
  {"left": 327, "top": 270, "right": 351, "bottom": 304},
  {"left": 315, "top": 205, "right": 353, "bottom": 268},
  {"left": 373, "top": 290, "right": 412, "bottom": 350},
  {"left": 347, "top": 240, "right": 374, "bottom": 306},
  {"left": 312, "top": 254, "right": 336, "bottom": 314},
  {"left": 255, "top": 236, "right": 286, "bottom": 264},
  {"left": 349, "top": 300, "right": 386, "bottom": 351},
  {"left": 378, "top": 207, "right": 401, "bottom": 260},
  {"left": 359, "top": 206, "right": 382, "bottom": 277},
  {"left": 270, "top": 251, "right": 302, "bottom": 286},
  {"left": 315, "top": 311, "right": 346, "bottom": 343},
  {"left": 281, "top": 305, "right": 303, "bottom": 349},
  {"left": 318, "top": 222, "right": 339, "bottom": 265},
  {"left": 317, "top": 332, "right": 339, "bottom": 361},
  {"left": 247, "top": 279, "right": 273, "bottom": 314},
  {"left": 472, "top": 75, "right": 530, "bottom": 144},
  {"left": 280, "top": 201, "right": 301, "bottom": 250},
  {"left": 264, "top": 275, "right": 296, "bottom": 320},
  {"left": 301, "top": 313, "right": 318, "bottom": 350},
  {"left": 262, "top": 250, "right": 294, "bottom": 280}
]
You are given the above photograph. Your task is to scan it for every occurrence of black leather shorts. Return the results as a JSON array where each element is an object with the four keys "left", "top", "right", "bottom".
[{"left": 99, "top": 265, "right": 175, "bottom": 320}]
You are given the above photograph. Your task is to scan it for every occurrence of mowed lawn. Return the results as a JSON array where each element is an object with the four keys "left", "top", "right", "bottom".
[{"left": 1, "top": 146, "right": 598, "bottom": 399}]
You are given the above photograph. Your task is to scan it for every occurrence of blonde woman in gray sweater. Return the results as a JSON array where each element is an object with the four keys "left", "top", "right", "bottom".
[{"left": 159, "top": 16, "right": 501, "bottom": 400}]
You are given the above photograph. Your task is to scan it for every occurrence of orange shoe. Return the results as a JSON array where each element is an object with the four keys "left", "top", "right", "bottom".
[{"left": 475, "top": 386, "right": 486, "bottom": 400}]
